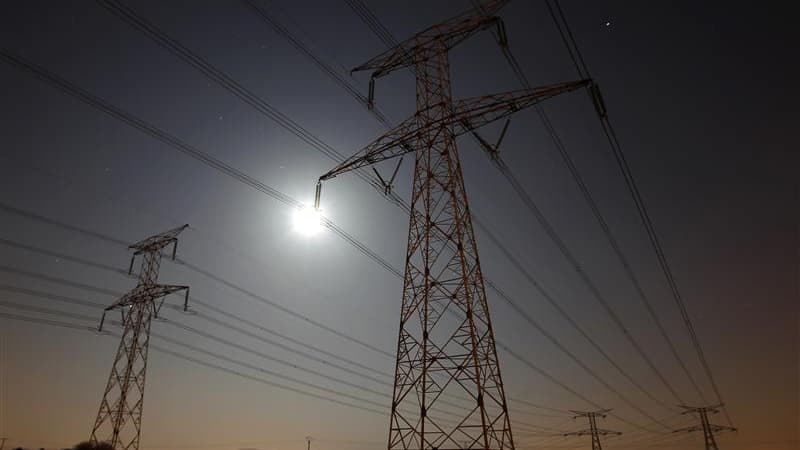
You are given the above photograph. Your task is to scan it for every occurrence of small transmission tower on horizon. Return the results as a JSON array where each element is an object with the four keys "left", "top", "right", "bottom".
[
  {"left": 674, "top": 404, "right": 736, "bottom": 450},
  {"left": 315, "top": 1, "right": 590, "bottom": 450},
  {"left": 90, "top": 225, "right": 191, "bottom": 450},
  {"left": 563, "top": 409, "right": 621, "bottom": 450},
  {"left": 0, "top": 326, "right": 7, "bottom": 450}
]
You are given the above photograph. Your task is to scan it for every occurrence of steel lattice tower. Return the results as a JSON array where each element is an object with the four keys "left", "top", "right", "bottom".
[
  {"left": 563, "top": 409, "right": 621, "bottom": 450},
  {"left": 674, "top": 405, "right": 736, "bottom": 450},
  {"left": 90, "top": 225, "right": 191, "bottom": 450},
  {"left": 316, "top": 2, "right": 590, "bottom": 450}
]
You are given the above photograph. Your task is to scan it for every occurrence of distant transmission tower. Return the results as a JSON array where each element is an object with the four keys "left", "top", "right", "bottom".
[
  {"left": 315, "top": 2, "right": 590, "bottom": 450},
  {"left": 0, "top": 325, "right": 6, "bottom": 450},
  {"left": 90, "top": 225, "right": 191, "bottom": 450},
  {"left": 674, "top": 405, "right": 736, "bottom": 450},
  {"left": 563, "top": 409, "right": 621, "bottom": 450}
]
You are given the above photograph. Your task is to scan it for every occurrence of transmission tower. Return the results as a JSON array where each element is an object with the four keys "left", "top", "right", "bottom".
[
  {"left": 0, "top": 326, "right": 6, "bottom": 450},
  {"left": 90, "top": 225, "right": 191, "bottom": 450},
  {"left": 563, "top": 409, "right": 621, "bottom": 450},
  {"left": 674, "top": 405, "right": 736, "bottom": 450},
  {"left": 315, "top": 2, "right": 590, "bottom": 450}
]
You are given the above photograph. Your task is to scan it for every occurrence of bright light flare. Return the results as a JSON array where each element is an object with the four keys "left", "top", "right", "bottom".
[{"left": 293, "top": 205, "right": 323, "bottom": 236}]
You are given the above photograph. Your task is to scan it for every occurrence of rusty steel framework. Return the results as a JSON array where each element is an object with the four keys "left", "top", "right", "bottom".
[
  {"left": 674, "top": 405, "right": 736, "bottom": 450},
  {"left": 317, "top": 2, "right": 591, "bottom": 450},
  {"left": 90, "top": 225, "right": 191, "bottom": 450},
  {"left": 563, "top": 409, "right": 621, "bottom": 450}
]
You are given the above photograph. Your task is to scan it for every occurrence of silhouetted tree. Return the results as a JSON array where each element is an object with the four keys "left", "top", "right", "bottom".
[{"left": 72, "top": 442, "right": 113, "bottom": 450}]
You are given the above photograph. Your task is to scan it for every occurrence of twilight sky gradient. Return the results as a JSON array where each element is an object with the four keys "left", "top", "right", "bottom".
[{"left": 0, "top": 1, "right": 797, "bottom": 450}]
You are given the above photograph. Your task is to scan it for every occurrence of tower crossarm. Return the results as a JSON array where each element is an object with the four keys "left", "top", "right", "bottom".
[
  {"left": 104, "top": 284, "right": 189, "bottom": 310},
  {"left": 319, "top": 113, "right": 419, "bottom": 181},
  {"left": 678, "top": 404, "right": 723, "bottom": 414},
  {"left": 319, "top": 79, "right": 590, "bottom": 181},
  {"left": 564, "top": 429, "right": 622, "bottom": 437},
  {"left": 99, "top": 284, "right": 190, "bottom": 332},
  {"left": 129, "top": 224, "right": 188, "bottom": 255},
  {"left": 674, "top": 424, "right": 737, "bottom": 434},
  {"left": 352, "top": 0, "right": 508, "bottom": 79},
  {"left": 674, "top": 425, "right": 703, "bottom": 434},
  {"left": 595, "top": 429, "right": 623, "bottom": 436},
  {"left": 563, "top": 430, "right": 594, "bottom": 437},
  {"left": 569, "top": 409, "right": 611, "bottom": 418},
  {"left": 455, "top": 79, "right": 591, "bottom": 132}
]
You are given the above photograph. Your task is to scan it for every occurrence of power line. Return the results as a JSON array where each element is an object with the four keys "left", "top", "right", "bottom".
[
  {"left": 0, "top": 291, "right": 396, "bottom": 414},
  {"left": 0, "top": 274, "right": 394, "bottom": 408},
  {"left": 0, "top": 245, "right": 564, "bottom": 427},
  {"left": 0, "top": 46, "right": 665, "bottom": 428},
  {"left": 484, "top": 279, "right": 672, "bottom": 430},
  {"left": 470, "top": 0, "right": 686, "bottom": 408},
  {"left": 1, "top": 297, "right": 665, "bottom": 439},
  {"left": 488, "top": 157, "right": 684, "bottom": 407},
  {"left": 0, "top": 293, "right": 547, "bottom": 433},
  {"left": 0, "top": 167, "right": 574, "bottom": 426},
  {"left": 94, "top": 0, "right": 390, "bottom": 199},
  {"left": 0, "top": 310, "right": 388, "bottom": 416},
  {"left": 543, "top": 0, "right": 731, "bottom": 426},
  {"left": 241, "top": 0, "right": 390, "bottom": 125},
  {"left": 0, "top": 47, "right": 403, "bottom": 281},
  {"left": 341, "top": 0, "right": 399, "bottom": 50},
  {"left": 0, "top": 52, "right": 660, "bottom": 433},
  {"left": 0, "top": 205, "right": 568, "bottom": 419}
]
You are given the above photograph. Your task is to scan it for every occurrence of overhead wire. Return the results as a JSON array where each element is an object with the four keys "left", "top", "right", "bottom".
[
  {"left": 0, "top": 163, "right": 568, "bottom": 425},
  {"left": 469, "top": 0, "right": 686, "bottom": 407},
  {"left": 94, "top": 1, "right": 675, "bottom": 425},
  {"left": 0, "top": 201, "right": 567, "bottom": 419},
  {"left": 1, "top": 306, "right": 543, "bottom": 434},
  {"left": 0, "top": 284, "right": 485, "bottom": 423},
  {"left": 0, "top": 310, "right": 388, "bottom": 416},
  {"left": 241, "top": 0, "right": 390, "bottom": 126},
  {"left": 543, "top": 0, "right": 730, "bottom": 425},
  {"left": 0, "top": 239, "right": 566, "bottom": 427},
  {"left": 95, "top": 0, "right": 393, "bottom": 202},
  {"left": 0, "top": 5, "right": 674, "bottom": 428},
  {"left": 0, "top": 51, "right": 648, "bottom": 424},
  {"left": 341, "top": 0, "right": 399, "bottom": 50},
  {"left": 0, "top": 269, "right": 394, "bottom": 402},
  {"left": 0, "top": 194, "right": 658, "bottom": 430}
]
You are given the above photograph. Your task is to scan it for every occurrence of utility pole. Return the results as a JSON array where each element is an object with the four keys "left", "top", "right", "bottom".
[
  {"left": 563, "top": 409, "right": 621, "bottom": 450},
  {"left": 674, "top": 404, "right": 736, "bottom": 450},
  {"left": 315, "top": 2, "right": 590, "bottom": 450},
  {"left": 90, "top": 225, "right": 191, "bottom": 450}
]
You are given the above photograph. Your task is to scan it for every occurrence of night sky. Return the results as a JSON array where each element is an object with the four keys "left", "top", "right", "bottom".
[{"left": 0, "top": 1, "right": 796, "bottom": 450}]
